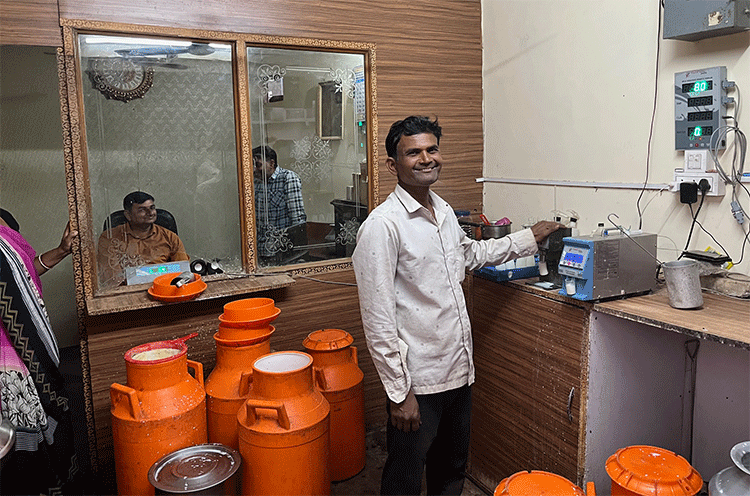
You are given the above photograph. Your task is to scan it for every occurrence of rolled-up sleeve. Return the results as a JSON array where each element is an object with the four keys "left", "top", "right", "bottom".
[
  {"left": 461, "top": 227, "right": 538, "bottom": 271},
  {"left": 352, "top": 215, "right": 411, "bottom": 403}
]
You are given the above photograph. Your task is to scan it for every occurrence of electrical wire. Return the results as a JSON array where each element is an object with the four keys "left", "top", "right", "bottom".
[
  {"left": 706, "top": 80, "right": 750, "bottom": 266},
  {"left": 681, "top": 192, "right": 707, "bottom": 258},
  {"left": 636, "top": 0, "right": 663, "bottom": 230},
  {"left": 691, "top": 217, "right": 732, "bottom": 261}
]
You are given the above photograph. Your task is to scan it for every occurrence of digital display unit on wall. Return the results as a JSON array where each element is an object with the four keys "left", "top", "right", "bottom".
[{"left": 674, "top": 66, "right": 726, "bottom": 150}]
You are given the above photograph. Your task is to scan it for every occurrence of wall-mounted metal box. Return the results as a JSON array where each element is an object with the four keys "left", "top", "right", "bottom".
[{"left": 664, "top": 0, "right": 750, "bottom": 41}]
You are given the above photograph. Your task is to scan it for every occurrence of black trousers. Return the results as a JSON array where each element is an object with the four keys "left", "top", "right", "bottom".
[{"left": 381, "top": 385, "right": 472, "bottom": 495}]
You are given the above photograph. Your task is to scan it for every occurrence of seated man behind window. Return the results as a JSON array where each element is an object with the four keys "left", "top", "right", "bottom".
[
  {"left": 253, "top": 145, "right": 307, "bottom": 264},
  {"left": 97, "top": 191, "right": 188, "bottom": 287}
]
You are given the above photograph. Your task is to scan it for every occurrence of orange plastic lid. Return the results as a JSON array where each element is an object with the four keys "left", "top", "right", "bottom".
[
  {"left": 303, "top": 329, "right": 353, "bottom": 351},
  {"left": 605, "top": 445, "right": 703, "bottom": 496},
  {"left": 494, "top": 470, "right": 585, "bottom": 496}
]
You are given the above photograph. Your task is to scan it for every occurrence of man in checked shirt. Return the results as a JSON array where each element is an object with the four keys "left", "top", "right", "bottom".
[{"left": 252, "top": 145, "right": 307, "bottom": 265}]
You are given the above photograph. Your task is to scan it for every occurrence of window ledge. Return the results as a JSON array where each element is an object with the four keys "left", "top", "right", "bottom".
[{"left": 84, "top": 272, "right": 295, "bottom": 316}]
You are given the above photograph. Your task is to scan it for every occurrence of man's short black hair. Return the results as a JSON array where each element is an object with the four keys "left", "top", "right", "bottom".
[
  {"left": 252, "top": 145, "right": 277, "bottom": 166},
  {"left": 385, "top": 116, "right": 442, "bottom": 159},
  {"left": 123, "top": 191, "right": 154, "bottom": 211}
]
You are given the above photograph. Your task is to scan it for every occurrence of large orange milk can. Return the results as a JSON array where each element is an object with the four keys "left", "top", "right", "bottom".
[
  {"left": 237, "top": 351, "right": 331, "bottom": 496},
  {"left": 205, "top": 329, "right": 273, "bottom": 450},
  {"left": 110, "top": 334, "right": 207, "bottom": 496},
  {"left": 303, "top": 329, "right": 365, "bottom": 481}
]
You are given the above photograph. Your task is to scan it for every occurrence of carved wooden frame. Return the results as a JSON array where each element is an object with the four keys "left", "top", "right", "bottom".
[{"left": 58, "top": 19, "right": 379, "bottom": 302}]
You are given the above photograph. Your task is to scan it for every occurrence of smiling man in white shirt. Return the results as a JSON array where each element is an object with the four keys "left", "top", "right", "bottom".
[{"left": 352, "top": 116, "right": 562, "bottom": 495}]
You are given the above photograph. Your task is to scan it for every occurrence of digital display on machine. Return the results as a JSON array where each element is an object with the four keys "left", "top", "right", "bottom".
[
  {"left": 687, "top": 111, "right": 713, "bottom": 121},
  {"left": 563, "top": 252, "right": 584, "bottom": 264},
  {"left": 682, "top": 80, "right": 713, "bottom": 93},
  {"left": 688, "top": 126, "right": 712, "bottom": 138},
  {"left": 687, "top": 96, "right": 713, "bottom": 107}
]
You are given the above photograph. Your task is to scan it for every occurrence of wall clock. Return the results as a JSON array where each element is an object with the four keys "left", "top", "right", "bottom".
[{"left": 88, "top": 58, "right": 154, "bottom": 102}]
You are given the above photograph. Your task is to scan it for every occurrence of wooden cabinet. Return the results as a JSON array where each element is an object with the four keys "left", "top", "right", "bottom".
[{"left": 468, "top": 277, "right": 591, "bottom": 490}]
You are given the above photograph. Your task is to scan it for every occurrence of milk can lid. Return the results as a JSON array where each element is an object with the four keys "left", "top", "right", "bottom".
[
  {"left": 494, "top": 470, "right": 585, "bottom": 496},
  {"left": 148, "top": 443, "right": 240, "bottom": 493},
  {"left": 605, "top": 445, "right": 703, "bottom": 496},
  {"left": 303, "top": 329, "right": 353, "bottom": 350}
]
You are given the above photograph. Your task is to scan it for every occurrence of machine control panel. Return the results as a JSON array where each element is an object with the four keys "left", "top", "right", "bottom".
[
  {"left": 559, "top": 245, "right": 589, "bottom": 272},
  {"left": 675, "top": 66, "right": 727, "bottom": 150}
]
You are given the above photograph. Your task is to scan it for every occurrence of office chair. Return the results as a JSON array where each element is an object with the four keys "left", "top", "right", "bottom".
[{"left": 103, "top": 209, "right": 179, "bottom": 235}]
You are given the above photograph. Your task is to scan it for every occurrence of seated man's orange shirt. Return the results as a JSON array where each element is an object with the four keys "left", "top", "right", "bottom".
[{"left": 97, "top": 223, "right": 188, "bottom": 285}]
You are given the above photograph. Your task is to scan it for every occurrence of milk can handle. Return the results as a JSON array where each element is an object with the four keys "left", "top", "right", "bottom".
[
  {"left": 187, "top": 359, "right": 204, "bottom": 388},
  {"left": 313, "top": 367, "right": 328, "bottom": 390},
  {"left": 110, "top": 383, "right": 143, "bottom": 420},
  {"left": 351, "top": 345, "right": 358, "bottom": 365},
  {"left": 239, "top": 371, "right": 253, "bottom": 396},
  {"left": 245, "top": 399, "right": 291, "bottom": 430}
]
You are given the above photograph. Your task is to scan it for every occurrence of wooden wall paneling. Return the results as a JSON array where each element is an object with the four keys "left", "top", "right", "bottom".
[
  {"left": 468, "top": 278, "right": 589, "bottom": 489},
  {"left": 0, "top": 0, "right": 62, "bottom": 46},
  {"left": 57, "top": 0, "right": 485, "bottom": 211}
]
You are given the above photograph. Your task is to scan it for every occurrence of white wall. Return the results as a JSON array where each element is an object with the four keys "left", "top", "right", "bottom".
[
  {"left": 483, "top": 0, "right": 750, "bottom": 272},
  {"left": 0, "top": 46, "right": 78, "bottom": 348}
]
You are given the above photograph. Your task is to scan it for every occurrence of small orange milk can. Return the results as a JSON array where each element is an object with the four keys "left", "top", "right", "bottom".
[
  {"left": 303, "top": 329, "right": 366, "bottom": 481},
  {"left": 205, "top": 329, "right": 273, "bottom": 450},
  {"left": 110, "top": 333, "right": 207, "bottom": 496},
  {"left": 237, "top": 351, "right": 331, "bottom": 496}
]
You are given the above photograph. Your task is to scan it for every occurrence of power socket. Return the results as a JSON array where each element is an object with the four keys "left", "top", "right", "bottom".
[{"left": 671, "top": 170, "right": 726, "bottom": 196}]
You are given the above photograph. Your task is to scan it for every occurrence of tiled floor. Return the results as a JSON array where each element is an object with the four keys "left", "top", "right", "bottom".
[{"left": 331, "top": 429, "right": 487, "bottom": 496}]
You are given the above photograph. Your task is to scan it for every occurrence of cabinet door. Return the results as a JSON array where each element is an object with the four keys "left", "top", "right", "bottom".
[{"left": 468, "top": 278, "right": 587, "bottom": 489}]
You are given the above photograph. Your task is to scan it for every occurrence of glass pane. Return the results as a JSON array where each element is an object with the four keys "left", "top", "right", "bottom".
[
  {"left": 77, "top": 34, "right": 241, "bottom": 292},
  {"left": 247, "top": 46, "right": 368, "bottom": 268}
]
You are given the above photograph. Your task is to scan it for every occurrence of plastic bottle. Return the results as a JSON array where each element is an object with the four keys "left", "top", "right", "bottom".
[
  {"left": 569, "top": 217, "right": 579, "bottom": 237},
  {"left": 592, "top": 222, "right": 605, "bottom": 236}
]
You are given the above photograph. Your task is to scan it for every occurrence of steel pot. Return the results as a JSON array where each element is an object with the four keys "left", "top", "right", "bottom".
[{"left": 481, "top": 223, "right": 511, "bottom": 239}]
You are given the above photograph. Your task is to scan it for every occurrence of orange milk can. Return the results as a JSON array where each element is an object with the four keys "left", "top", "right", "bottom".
[
  {"left": 237, "top": 351, "right": 331, "bottom": 496},
  {"left": 495, "top": 470, "right": 596, "bottom": 496},
  {"left": 205, "top": 329, "right": 273, "bottom": 450},
  {"left": 110, "top": 334, "right": 207, "bottom": 496},
  {"left": 303, "top": 329, "right": 366, "bottom": 481},
  {"left": 606, "top": 445, "right": 702, "bottom": 496}
]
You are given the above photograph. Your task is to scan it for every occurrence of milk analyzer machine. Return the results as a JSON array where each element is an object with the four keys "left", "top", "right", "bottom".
[{"left": 557, "top": 231, "right": 659, "bottom": 301}]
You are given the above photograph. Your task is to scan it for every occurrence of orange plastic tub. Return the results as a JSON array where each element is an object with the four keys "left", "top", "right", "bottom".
[
  {"left": 217, "top": 297, "right": 281, "bottom": 340},
  {"left": 303, "top": 329, "right": 365, "bottom": 482},
  {"left": 494, "top": 470, "right": 595, "bottom": 496},
  {"left": 606, "top": 445, "right": 703, "bottom": 496}
]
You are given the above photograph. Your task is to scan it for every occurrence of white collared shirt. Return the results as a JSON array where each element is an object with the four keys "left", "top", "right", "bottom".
[{"left": 352, "top": 184, "right": 538, "bottom": 403}]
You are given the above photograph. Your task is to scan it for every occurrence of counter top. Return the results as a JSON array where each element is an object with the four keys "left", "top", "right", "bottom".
[
  {"left": 594, "top": 286, "right": 750, "bottom": 350},
  {"left": 85, "top": 272, "right": 295, "bottom": 316},
  {"left": 498, "top": 278, "right": 750, "bottom": 350}
]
